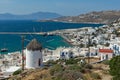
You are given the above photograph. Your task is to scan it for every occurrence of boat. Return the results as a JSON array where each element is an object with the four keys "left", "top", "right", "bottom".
[
  {"left": 42, "top": 32, "right": 48, "bottom": 37},
  {"left": 42, "top": 32, "right": 54, "bottom": 37},
  {"left": 46, "top": 39, "right": 54, "bottom": 42},
  {"left": 0, "top": 48, "right": 8, "bottom": 52},
  {"left": 47, "top": 33, "right": 54, "bottom": 36}
]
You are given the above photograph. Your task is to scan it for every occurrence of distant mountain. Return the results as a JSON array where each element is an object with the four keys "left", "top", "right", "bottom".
[
  {"left": 52, "top": 10, "right": 120, "bottom": 24},
  {"left": 0, "top": 12, "right": 62, "bottom": 20}
]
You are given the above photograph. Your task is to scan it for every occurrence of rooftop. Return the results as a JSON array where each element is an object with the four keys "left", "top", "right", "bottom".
[
  {"left": 26, "top": 39, "right": 42, "bottom": 51},
  {"left": 99, "top": 49, "right": 113, "bottom": 53}
]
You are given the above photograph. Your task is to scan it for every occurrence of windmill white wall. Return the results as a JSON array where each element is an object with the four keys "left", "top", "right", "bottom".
[
  {"left": 25, "top": 39, "right": 43, "bottom": 69},
  {"left": 26, "top": 50, "right": 42, "bottom": 69}
]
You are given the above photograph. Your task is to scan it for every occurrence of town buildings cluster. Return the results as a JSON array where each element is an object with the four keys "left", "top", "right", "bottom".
[
  {"left": 43, "top": 18, "right": 120, "bottom": 62},
  {"left": 0, "top": 19, "right": 120, "bottom": 79}
]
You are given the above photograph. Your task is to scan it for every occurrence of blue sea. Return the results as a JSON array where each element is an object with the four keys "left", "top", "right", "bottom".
[{"left": 0, "top": 20, "right": 103, "bottom": 53}]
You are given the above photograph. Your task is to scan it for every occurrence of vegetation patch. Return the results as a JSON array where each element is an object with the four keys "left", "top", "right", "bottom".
[
  {"left": 90, "top": 72, "right": 101, "bottom": 79},
  {"left": 102, "top": 60, "right": 109, "bottom": 65},
  {"left": 84, "top": 64, "right": 93, "bottom": 69},
  {"left": 109, "top": 56, "right": 120, "bottom": 80},
  {"left": 50, "top": 64, "right": 64, "bottom": 76},
  {"left": 13, "top": 69, "right": 22, "bottom": 75},
  {"left": 65, "top": 58, "right": 79, "bottom": 65}
]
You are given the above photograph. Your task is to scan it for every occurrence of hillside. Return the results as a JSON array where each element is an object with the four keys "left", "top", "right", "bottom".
[
  {"left": 0, "top": 12, "right": 62, "bottom": 20},
  {"left": 53, "top": 10, "right": 120, "bottom": 24},
  {"left": 9, "top": 59, "right": 112, "bottom": 80}
]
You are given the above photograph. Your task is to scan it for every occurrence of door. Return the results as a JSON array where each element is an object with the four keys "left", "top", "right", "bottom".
[
  {"left": 106, "top": 55, "right": 108, "bottom": 60},
  {"left": 38, "top": 58, "right": 41, "bottom": 66}
]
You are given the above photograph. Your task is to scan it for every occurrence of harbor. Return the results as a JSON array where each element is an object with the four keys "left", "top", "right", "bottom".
[
  {"left": 0, "top": 19, "right": 120, "bottom": 79},
  {"left": 0, "top": 20, "right": 102, "bottom": 52}
]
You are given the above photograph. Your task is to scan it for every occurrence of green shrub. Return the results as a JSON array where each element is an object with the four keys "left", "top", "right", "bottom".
[
  {"left": 50, "top": 64, "right": 63, "bottom": 76},
  {"left": 68, "top": 64, "right": 80, "bottom": 71},
  {"left": 113, "top": 75, "right": 120, "bottom": 80},
  {"left": 52, "top": 72, "right": 65, "bottom": 80},
  {"left": 53, "top": 70, "right": 83, "bottom": 80},
  {"left": 46, "top": 60, "right": 57, "bottom": 65},
  {"left": 102, "top": 60, "right": 109, "bottom": 65},
  {"left": 13, "top": 69, "right": 22, "bottom": 75},
  {"left": 61, "top": 70, "right": 83, "bottom": 80},
  {"left": 109, "top": 56, "right": 120, "bottom": 80},
  {"left": 90, "top": 73, "right": 101, "bottom": 79},
  {"left": 80, "top": 68, "right": 86, "bottom": 73},
  {"left": 65, "top": 58, "right": 78, "bottom": 65},
  {"left": 52, "top": 77, "right": 65, "bottom": 80},
  {"left": 84, "top": 64, "right": 93, "bottom": 69}
]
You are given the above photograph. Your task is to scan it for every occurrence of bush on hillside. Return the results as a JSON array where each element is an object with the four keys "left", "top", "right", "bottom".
[
  {"left": 65, "top": 58, "right": 78, "bottom": 65},
  {"left": 109, "top": 56, "right": 120, "bottom": 80},
  {"left": 68, "top": 64, "right": 81, "bottom": 71},
  {"left": 13, "top": 69, "right": 22, "bottom": 75},
  {"left": 80, "top": 68, "right": 86, "bottom": 73},
  {"left": 53, "top": 70, "right": 84, "bottom": 80},
  {"left": 90, "top": 72, "right": 101, "bottom": 79},
  {"left": 50, "top": 64, "right": 64, "bottom": 76},
  {"left": 102, "top": 60, "right": 109, "bottom": 65},
  {"left": 84, "top": 64, "right": 93, "bottom": 69},
  {"left": 46, "top": 60, "right": 57, "bottom": 65}
]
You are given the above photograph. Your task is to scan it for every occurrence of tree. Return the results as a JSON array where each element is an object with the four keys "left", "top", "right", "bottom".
[
  {"left": 79, "top": 43, "right": 84, "bottom": 48},
  {"left": 13, "top": 69, "right": 22, "bottom": 75},
  {"left": 109, "top": 56, "right": 120, "bottom": 80}
]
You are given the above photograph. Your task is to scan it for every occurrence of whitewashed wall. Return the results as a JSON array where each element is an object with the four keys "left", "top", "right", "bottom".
[{"left": 26, "top": 49, "right": 42, "bottom": 69}]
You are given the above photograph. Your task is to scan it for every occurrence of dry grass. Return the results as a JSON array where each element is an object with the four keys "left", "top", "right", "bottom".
[
  {"left": 9, "top": 59, "right": 112, "bottom": 80},
  {"left": 92, "top": 63, "right": 112, "bottom": 80},
  {"left": 9, "top": 69, "right": 52, "bottom": 80},
  {"left": 22, "top": 69, "right": 51, "bottom": 80}
]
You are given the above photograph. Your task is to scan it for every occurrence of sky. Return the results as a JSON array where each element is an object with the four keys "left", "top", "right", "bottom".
[{"left": 0, "top": 0, "right": 120, "bottom": 16}]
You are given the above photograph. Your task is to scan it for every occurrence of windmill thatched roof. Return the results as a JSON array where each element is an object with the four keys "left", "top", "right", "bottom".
[{"left": 26, "top": 39, "right": 42, "bottom": 51}]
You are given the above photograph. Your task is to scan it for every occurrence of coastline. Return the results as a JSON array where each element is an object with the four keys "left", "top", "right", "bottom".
[
  {"left": 37, "top": 20, "right": 105, "bottom": 24},
  {"left": 60, "top": 34, "right": 73, "bottom": 46},
  {"left": 0, "top": 20, "right": 103, "bottom": 53},
  {"left": 57, "top": 21, "right": 105, "bottom": 24}
]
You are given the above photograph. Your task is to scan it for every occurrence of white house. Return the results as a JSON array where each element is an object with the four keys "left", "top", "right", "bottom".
[
  {"left": 43, "top": 48, "right": 61, "bottom": 62},
  {"left": 99, "top": 49, "right": 113, "bottom": 61},
  {"left": 60, "top": 48, "right": 73, "bottom": 60},
  {"left": 109, "top": 40, "right": 120, "bottom": 55},
  {"left": 25, "top": 39, "right": 43, "bottom": 69}
]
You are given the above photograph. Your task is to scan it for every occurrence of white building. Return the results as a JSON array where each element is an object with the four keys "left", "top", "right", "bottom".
[
  {"left": 60, "top": 48, "right": 73, "bottom": 60},
  {"left": 43, "top": 48, "right": 61, "bottom": 62},
  {"left": 99, "top": 49, "right": 113, "bottom": 61},
  {"left": 25, "top": 39, "right": 43, "bottom": 69}
]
